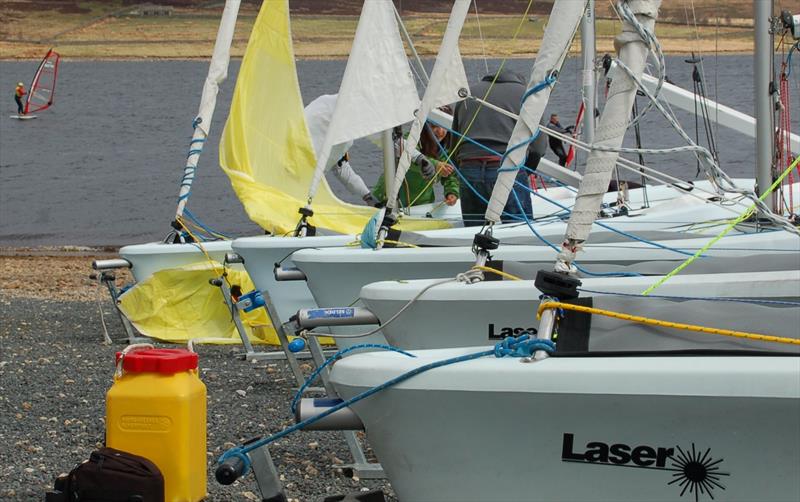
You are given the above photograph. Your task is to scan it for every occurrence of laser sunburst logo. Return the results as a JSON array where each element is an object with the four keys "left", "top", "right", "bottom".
[
  {"left": 666, "top": 444, "right": 730, "bottom": 501},
  {"left": 561, "top": 434, "right": 730, "bottom": 501}
]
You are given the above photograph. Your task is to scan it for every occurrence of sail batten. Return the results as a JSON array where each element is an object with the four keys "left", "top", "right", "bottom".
[{"left": 24, "top": 48, "right": 60, "bottom": 114}]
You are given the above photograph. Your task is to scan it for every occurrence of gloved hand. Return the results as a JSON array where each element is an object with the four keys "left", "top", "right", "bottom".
[
  {"left": 362, "top": 193, "right": 381, "bottom": 207},
  {"left": 565, "top": 125, "right": 575, "bottom": 134},
  {"left": 414, "top": 154, "right": 436, "bottom": 179}
]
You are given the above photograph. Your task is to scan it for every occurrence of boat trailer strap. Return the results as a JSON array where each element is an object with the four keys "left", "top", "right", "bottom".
[{"left": 537, "top": 301, "right": 800, "bottom": 346}]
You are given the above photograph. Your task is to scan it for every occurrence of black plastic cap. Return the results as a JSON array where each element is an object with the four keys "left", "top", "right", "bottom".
[
  {"left": 535, "top": 269, "right": 581, "bottom": 300},
  {"left": 215, "top": 457, "right": 245, "bottom": 485},
  {"left": 473, "top": 232, "right": 500, "bottom": 251}
]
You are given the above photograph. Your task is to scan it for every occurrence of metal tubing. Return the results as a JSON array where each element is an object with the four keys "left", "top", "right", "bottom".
[
  {"left": 296, "top": 307, "right": 379, "bottom": 329},
  {"left": 295, "top": 398, "right": 364, "bottom": 431},
  {"left": 754, "top": 0, "right": 774, "bottom": 210},
  {"left": 273, "top": 265, "right": 306, "bottom": 282},
  {"left": 382, "top": 129, "right": 395, "bottom": 208},
  {"left": 581, "top": 0, "right": 596, "bottom": 146},
  {"left": 92, "top": 258, "right": 131, "bottom": 270}
]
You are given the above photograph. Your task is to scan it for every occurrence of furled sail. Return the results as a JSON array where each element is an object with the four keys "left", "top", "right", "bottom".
[
  {"left": 556, "top": 0, "right": 662, "bottom": 270},
  {"left": 386, "top": 0, "right": 472, "bottom": 212},
  {"left": 24, "top": 48, "right": 60, "bottom": 114},
  {"left": 483, "top": 0, "right": 587, "bottom": 223},
  {"left": 176, "top": 0, "right": 241, "bottom": 220},
  {"left": 219, "top": 0, "right": 449, "bottom": 235}
]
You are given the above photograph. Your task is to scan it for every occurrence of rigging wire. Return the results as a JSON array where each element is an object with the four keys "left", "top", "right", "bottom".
[{"left": 472, "top": 0, "right": 490, "bottom": 74}]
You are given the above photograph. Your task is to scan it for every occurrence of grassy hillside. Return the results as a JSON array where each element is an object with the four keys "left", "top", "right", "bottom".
[{"left": 1, "top": 0, "right": 797, "bottom": 59}]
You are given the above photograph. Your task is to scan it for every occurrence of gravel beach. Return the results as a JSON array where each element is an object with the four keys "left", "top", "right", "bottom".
[{"left": 0, "top": 253, "right": 394, "bottom": 501}]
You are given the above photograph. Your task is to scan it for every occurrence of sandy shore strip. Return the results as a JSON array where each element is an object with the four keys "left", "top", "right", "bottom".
[{"left": 0, "top": 250, "right": 395, "bottom": 501}]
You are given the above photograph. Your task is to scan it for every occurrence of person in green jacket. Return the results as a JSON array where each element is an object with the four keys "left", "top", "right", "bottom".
[{"left": 371, "top": 115, "right": 460, "bottom": 208}]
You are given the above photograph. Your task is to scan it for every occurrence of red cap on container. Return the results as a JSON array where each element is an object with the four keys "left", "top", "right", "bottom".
[{"left": 115, "top": 349, "right": 198, "bottom": 374}]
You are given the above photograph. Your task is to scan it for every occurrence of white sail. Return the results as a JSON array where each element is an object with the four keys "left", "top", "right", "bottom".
[
  {"left": 484, "top": 0, "right": 587, "bottom": 223},
  {"left": 175, "top": 0, "right": 241, "bottom": 219},
  {"left": 386, "top": 0, "right": 472, "bottom": 212},
  {"left": 307, "top": 0, "right": 420, "bottom": 201},
  {"left": 556, "top": 0, "right": 662, "bottom": 269}
]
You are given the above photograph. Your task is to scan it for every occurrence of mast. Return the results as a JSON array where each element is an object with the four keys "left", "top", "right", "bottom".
[
  {"left": 581, "top": 0, "right": 596, "bottom": 146},
  {"left": 754, "top": 0, "right": 774, "bottom": 211},
  {"left": 174, "top": 0, "right": 241, "bottom": 225},
  {"left": 554, "top": 0, "right": 662, "bottom": 273},
  {"left": 382, "top": 129, "right": 396, "bottom": 210}
]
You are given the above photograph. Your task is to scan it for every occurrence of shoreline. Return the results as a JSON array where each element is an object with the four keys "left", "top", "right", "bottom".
[{"left": 0, "top": 49, "right": 758, "bottom": 62}]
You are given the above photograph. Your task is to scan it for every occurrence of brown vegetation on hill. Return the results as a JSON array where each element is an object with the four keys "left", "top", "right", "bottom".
[{"left": 1, "top": 0, "right": 798, "bottom": 59}]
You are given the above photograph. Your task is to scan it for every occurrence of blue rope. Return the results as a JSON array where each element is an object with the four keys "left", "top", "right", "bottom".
[
  {"left": 183, "top": 208, "right": 232, "bottom": 240},
  {"left": 432, "top": 92, "right": 701, "bottom": 260},
  {"left": 511, "top": 177, "right": 699, "bottom": 258},
  {"left": 177, "top": 122, "right": 208, "bottom": 206},
  {"left": 509, "top": 183, "right": 643, "bottom": 277},
  {"left": 521, "top": 73, "right": 557, "bottom": 104},
  {"left": 218, "top": 336, "right": 556, "bottom": 472},
  {"left": 290, "top": 343, "right": 416, "bottom": 414},
  {"left": 577, "top": 287, "right": 800, "bottom": 307}
]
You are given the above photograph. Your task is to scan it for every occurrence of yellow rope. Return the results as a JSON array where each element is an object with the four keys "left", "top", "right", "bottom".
[
  {"left": 537, "top": 301, "right": 800, "bottom": 346},
  {"left": 472, "top": 265, "right": 523, "bottom": 281},
  {"left": 379, "top": 239, "right": 419, "bottom": 248},
  {"left": 641, "top": 155, "right": 800, "bottom": 295}
]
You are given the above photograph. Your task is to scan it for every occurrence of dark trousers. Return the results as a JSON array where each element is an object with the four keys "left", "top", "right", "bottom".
[
  {"left": 551, "top": 142, "right": 568, "bottom": 166},
  {"left": 459, "top": 161, "right": 533, "bottom": 227},
  {"left": 14, "top": 95, "right": 23, "bottom": 114}
]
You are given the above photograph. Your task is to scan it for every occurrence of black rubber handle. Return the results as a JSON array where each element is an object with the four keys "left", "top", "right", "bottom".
[{"left": 215, "top": 456, "right": 246, "bottom": 485}]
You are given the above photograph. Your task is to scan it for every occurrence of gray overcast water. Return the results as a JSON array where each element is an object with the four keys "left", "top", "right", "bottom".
[{"left": 0, "top": 55, "right": 797, "bottom": 246}]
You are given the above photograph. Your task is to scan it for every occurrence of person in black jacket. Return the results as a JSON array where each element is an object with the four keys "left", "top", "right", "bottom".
[
  {"left": 450, "top": 70, "right": 541, "bottom": 226},
  {"left": 547, "top": 113, "right": 573, "bottom": 166}
]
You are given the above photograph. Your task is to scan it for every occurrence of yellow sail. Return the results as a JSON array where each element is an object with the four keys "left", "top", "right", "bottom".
[
  {"left": 118, "top": 262, "right": 274, "bottom": 344},
  {"left": 219, "top": 0, "right": 451, "bottom": 235}
]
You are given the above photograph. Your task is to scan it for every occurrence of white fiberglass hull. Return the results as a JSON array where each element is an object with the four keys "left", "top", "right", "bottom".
[
  {"left": 293, "top": 229, "right": 799, "bottom": 313},
  {"left": 330, "top": 349, "right": 800, "bottom": 502},
  {"left": 232, "top": 235, "right": 356, "bottom": 323},
  {"left": 120, "top": 240, "right": 235, "bottom": 281},
  {"left": 226, "top": 180, "right": 776, "bottom": 330},
  {"left": 360, "top": 270, "right": 800, "bottom": 350}
]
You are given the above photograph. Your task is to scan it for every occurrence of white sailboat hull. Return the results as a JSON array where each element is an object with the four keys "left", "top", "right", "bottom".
[
  {"left": 293, "top": 231, "right": 800, "bottom": 325},
  {"left": 331, "top": 349, "right": 800, "bottom": 502},
  {"left": 120, "top": 240, "right": 235, "bottom": 281},
  {"left": 360, "top": 270, "right": 800, "bottom": 350}
]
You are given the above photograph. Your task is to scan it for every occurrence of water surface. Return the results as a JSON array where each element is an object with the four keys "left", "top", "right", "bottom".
[{"left": 0, "top": 55, "right": 796, "bottom": 246}]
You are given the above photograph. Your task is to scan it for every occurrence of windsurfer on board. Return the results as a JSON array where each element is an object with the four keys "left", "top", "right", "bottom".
[{"left": 14, "top": 82, "right": 26, "bottom": 115}]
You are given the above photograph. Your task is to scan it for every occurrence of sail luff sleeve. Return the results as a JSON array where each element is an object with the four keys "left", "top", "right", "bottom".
[
  {"left": 175, "top": 0, "right": 241, "bottom": 219},
  {"left": 484, "top": 0, "right": 587, "bottom": 223},
  {"left": 557, "top": 0, "right": 661, "bottom": 267},
  {"left": 386, "top": 0, "right": 472, "bottom": 212}
]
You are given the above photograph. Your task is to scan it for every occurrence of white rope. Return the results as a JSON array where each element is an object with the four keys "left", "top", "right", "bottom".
[
  {"left": 472, "top": 0, "right": 489, "bottom": 74},
  {"left": 303, "top": 277, "right": 458, "bottom": 340}
]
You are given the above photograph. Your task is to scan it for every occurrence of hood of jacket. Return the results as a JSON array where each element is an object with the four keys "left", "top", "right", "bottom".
[{"left": 481, "top": 69, "right": 525, "bottom": 85}]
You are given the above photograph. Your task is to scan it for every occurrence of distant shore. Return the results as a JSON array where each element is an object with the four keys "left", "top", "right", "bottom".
[{"left": 0, "top": 8, "right": 759, "bottom": 61}]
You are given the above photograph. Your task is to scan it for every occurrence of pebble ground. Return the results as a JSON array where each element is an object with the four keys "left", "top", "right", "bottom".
[{"left": 0, "top": 293, "right": 395, "bottom": 501}]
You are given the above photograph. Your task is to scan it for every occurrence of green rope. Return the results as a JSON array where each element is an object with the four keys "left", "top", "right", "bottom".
[{"left": 642, "top": 155, "right": 800, "bottom": 295}]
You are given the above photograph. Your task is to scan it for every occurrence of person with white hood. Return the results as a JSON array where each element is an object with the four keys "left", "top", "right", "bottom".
[{"left": 304, "top": 94, "right": 378, "bottom": 206}]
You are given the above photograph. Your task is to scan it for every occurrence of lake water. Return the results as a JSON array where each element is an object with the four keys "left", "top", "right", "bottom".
[{"left": 0, "top": 55, "right": 797, "bottom": 246}]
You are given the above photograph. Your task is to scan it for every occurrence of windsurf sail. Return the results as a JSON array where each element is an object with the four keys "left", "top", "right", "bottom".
[{"left": 24, "top": 48, "right": 60, "bottom": 114}]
